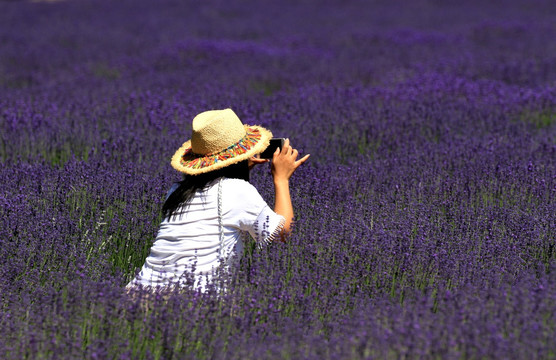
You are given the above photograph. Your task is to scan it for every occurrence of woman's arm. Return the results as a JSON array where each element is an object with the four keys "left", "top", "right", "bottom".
[
  {"left": 273, "top": 177, "right": 293, "bottom": 234},
  {"left": 271, "top": 139, "right": 310, "bottom": 239}
]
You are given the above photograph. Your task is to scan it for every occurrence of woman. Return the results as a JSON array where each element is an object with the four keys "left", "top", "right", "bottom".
[{"left": 126, "top": 108, "right": 309, "bottom": 292}]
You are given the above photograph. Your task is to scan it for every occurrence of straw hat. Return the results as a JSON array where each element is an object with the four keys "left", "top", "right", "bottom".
[{"left": 171, "top": 109, "right": 272, "bottom": 175}]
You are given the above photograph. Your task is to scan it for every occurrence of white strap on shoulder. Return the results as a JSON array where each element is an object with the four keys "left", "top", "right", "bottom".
[{"left": 217, "top": 177, "right": 224, "bottom": 259}]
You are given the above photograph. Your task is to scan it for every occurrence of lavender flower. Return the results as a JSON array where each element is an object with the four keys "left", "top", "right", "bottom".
[{"left": 1, "top": 0, "right": 555, "bottom": 358}]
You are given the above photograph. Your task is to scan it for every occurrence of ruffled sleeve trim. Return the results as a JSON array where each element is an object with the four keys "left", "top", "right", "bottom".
[{"left": 258, "top": 216, "right": 286, "bottom": 248}]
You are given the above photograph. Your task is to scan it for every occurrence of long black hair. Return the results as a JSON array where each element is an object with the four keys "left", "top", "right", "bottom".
[{"left": 162, "top": 160, "right": 250, "bottom": 220}]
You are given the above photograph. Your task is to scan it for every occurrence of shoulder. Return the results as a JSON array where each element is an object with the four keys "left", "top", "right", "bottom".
[
  {"left": 221, "top": 178, "right": 260, "bottom": 195},
  {"left": 220, "top": 178, "right": 269, "bottom": 219},
  {"left": 221, "top": 178, "right": 266, "bottom": 206}
]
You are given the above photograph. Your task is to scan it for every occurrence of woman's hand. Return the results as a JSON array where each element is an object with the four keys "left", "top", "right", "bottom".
[
  {"left": 248, "top": 154, "right": 269, "bottom": 170},
  {"left": 271, "top": 138, "right": 310, "bottom": 183}
]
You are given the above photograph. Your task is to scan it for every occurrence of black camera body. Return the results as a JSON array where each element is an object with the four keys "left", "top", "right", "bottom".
[{"left": 259, "top": 138, "right": 285, "bottom": 159}]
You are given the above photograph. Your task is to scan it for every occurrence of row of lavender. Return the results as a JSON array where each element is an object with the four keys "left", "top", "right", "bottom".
[{"left": 1, "top": 0, "right": 556, "bottom": 358}]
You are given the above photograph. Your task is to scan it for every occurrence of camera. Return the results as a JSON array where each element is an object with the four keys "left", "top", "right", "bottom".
[{"left": 259, "top": 138, "right": 285, "bottom": 159}]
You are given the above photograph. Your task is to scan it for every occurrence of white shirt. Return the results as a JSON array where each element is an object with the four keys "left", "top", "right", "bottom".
[{"left": 127, "top": 177, "right": 285, "bottom": 292}]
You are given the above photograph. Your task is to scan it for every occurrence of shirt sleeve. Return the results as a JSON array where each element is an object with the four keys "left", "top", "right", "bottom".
[
  {"left": 251, "top": 205, "right": 286, "bottom": 246},
  {"left": 223, "top": 179, "right": 285, "bottom": 246}
]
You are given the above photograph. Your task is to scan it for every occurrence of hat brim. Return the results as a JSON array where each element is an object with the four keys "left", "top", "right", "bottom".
[{"left": 171, "top": 125, "right": 273, "bottom": 175}]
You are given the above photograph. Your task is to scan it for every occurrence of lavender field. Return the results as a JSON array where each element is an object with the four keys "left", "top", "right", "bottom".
[{"left": 1, "top": 0, "right": 556, "bottom": 358}]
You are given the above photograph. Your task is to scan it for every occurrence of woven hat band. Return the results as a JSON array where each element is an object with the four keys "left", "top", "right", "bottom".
[{"left": 191, "top": 109, "right": 246, "bottom": 155}]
